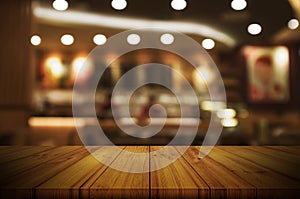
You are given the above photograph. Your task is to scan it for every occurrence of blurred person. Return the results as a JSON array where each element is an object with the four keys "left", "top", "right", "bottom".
[{"left": 250, "top": 55, "right": 285, "bottom": 101}]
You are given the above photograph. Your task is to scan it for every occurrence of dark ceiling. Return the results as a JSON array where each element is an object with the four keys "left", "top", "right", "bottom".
[{"left": 38, "top": 0, "right": 295, "bottom": 46}]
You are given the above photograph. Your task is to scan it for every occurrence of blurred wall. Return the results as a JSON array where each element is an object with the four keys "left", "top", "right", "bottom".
[{"left": 0, "top": 0, "right": 33, "bottom": 140}]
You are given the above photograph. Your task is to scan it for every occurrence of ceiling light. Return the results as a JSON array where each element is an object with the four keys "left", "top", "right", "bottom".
[
  {"left": 93, "top": 34, "right": 107, "bottom": 45},
  {"left": 127, "top": 34, "right": 141, "bottom": 45},
  {"left": 247, "top": 23, "right": 262, "bottom": 35},
  {"left": 288, "top": 18, "right": 299, "bottom": 30},
  {"left": 231, "top": 0, "right": 247, "bottom": 11},
  {"left": 52, "top": 0, "right": 68, "bottom": 11},
  {"left": 171, "top": 0, "right": 187, "bottom": 11},
  {"left": 221, "top": 118, "right": 238, "bottom": 127},
  {"left": 61, "top": 34, "right": 74, "bottom": 45},
  {"left": 160, "top": 33, "right": 174, "bottom": 45},
  {"left": 30, "top": 35, "right": 41, "bottom": 46},
  {"left": 34, "top": 7, "right": 236, "bottom": 47},
  {"left": 111, "top": 0, "right": 127, "bottom": 10},
  {"left": 202, "top": 38, "right": 215, "bottom": 50}
]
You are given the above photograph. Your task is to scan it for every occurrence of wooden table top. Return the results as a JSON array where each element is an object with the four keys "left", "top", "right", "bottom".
[{"left": 0, "top": 146, "right": 299, "bottom": 199}]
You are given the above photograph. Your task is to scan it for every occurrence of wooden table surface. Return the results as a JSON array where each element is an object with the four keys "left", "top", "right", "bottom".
[{"left": 0, "top": 146, "right": 299, "bottom": 198}]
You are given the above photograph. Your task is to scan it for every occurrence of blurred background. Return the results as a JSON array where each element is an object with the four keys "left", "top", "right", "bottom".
[{"left": 0, "top": 0, "right": 300, "bottom": 146}]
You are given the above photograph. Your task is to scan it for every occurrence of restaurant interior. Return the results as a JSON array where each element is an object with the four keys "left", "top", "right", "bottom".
[{"left": 1, "top": 0, "right": 300, "bottom": 146}]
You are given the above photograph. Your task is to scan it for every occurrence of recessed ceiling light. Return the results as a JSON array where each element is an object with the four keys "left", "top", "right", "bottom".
[
  {"left": 171, "top": 0, "right": 187, "bottom": 11},
  {"left": 52, "top": 0, "right": 69, "bottom": 11},
  {"left": 160, "top": 33, "right": 174, "bottom": 45},
  {"left": 231, "top": 0, "right": 247, "bottom": 11},
  {"left": 30, "top": 35, "right": 41, "bottom": 46},
  {"left": 111, "top": 0, "right": 127, "bottom": 10},
  {"left": 93, "top": 34, "right": 107, "bottom": 45},
  {"left": 34, "top": 7, "right": 237, "bottom": 47},
  {"left": 247, "top": 23, "right": 262, "bottom": 35},
  {"left": 288, "top": 18, "right": 299, "bottom": 30},
  {"left": 127, "top": 34, "right": 141, "bottom": 45},
  {"left": 61, "top": 34, "right": 74, "bottom": 45},
  {"left": 202, "top": 39, "right": 215, "bottom": 50}
]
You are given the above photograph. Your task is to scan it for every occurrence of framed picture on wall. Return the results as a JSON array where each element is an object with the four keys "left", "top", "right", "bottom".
[{"left": 242, "top": 46, "right": 290, "bottom": 103}]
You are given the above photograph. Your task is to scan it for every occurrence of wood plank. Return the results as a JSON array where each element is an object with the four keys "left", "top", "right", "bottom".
[
  {"left": 0, "top": 147, "right": 91, "bottom": 199},
  {"left": 89, "top": 146, "right": 149, "bottom": 199},
  {"left": 179, "top": 146, "right": 255, "bottom": 198},
  {"left": 0, "top": 147, "right": 81, "bottom": 180},
  {"left": 0, "top": 146, "right": 299, "bottom": 199},
  {"left": 0, "top": 146, "right": 55, "bottom": 164},
  {"left": 246, "top": 146, "right": 300, "bottom": 166},
  {"left": 35, "top": 146, "right": 125, "bottom": 199},
  {"left": 265, "top": 146, "right": 300, "bottom": 156},
  {"left": 220, "top": 146, "right": 300, "bottom": 181},
  {"left": 150, "top": 146, "right": 209, "bottom": 198},
  {"left": 0, "top": 146, "right": 31, "bottom": 155},
  {"left": 211, "top": 147, "right": 300, "bottom": 198}
]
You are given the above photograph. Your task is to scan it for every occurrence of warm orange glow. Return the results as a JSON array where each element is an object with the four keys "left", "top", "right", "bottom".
[
  {"left": 28, "top": 117, "right": 88, "bottom": 127},
  {"left": 45, "top": 56, "right": 66, "bottom": 78}
]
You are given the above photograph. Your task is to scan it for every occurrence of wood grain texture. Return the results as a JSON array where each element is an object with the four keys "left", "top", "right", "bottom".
[
  {"left": 150, "top": 146, "right": 209, "bottom": 198},
  {"left": 0, "top": 147, "right": 90, "bottom": 198},
  {"left": 89, "top": 146, "right": 149, "bottom": 199},
  {"left": 35, "top": 146, "right": 123, "bottom": 199},
  {"left": 179, "top": 146, "right": 255, "bottom": 198},
  {"left": 220, "top": 146, "right": 300, "bottom": 180},
  {"left": 0, "top": 146, "right": 55, "bottom": 164},
  {"left": 0, "top": 146, "right": 299, "bottom": 199},
  {"left": 211, "top": 147, "right": 300, "bottom": 199},
  {"left": 247, "top": 146, "right": 300, "bottom": 166},
  {"left": 0, "top": 147, "right": 81, "bottom": 180},
  {"left": 265, "top": 146, "right": 300, "bottom": 156}
]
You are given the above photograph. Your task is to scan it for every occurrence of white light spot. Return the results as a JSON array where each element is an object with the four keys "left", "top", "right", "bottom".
[
  {"left": 61, "top": 34, "right": 74, "bottom": 46},
  {"left": 274, "top": 47, "right": 289, "bottom": 67},
  {"left": 52, "top": 0, "right": 69, "bottom": 11},
  {"left": 171, "top": 0, "right": 187, "bottom": 10},
  {"left": 45, "top": 57, "right": 66, "bottom": 78},
  {"left": 127, "top": 34, "right": 141, "bottom": 45},
  {"left": 160, "top": 33, "right": 174, "bottom": 45},
  {"left": 217, "top": 108, "right": 237, "bottom": 119},
  {"left": 30, "top": 35, "right": 41, "bottom": 46},
  {"left": 288, "top": 18, "right": 299, "bottom": 30},
  {"left": 93, "top": 34, "right": 107, "bottom": 45},
  {"left": 247, "top": 23, "right": 262, "bottom": 35},
  {"left": 221, "top": 118, "right": 239, "bottom": 127},
  {"left": 72, "top": 57, "right": 86, "bottom": 75},
  {"left": 202, "top": 38, "right": 215, "bottom": 50},
  {"left": 231, "top": 0, "right": 247, "bottom": 11},
  {"left": 111, "top": 0, "right": 127, "bottom": 10}
]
